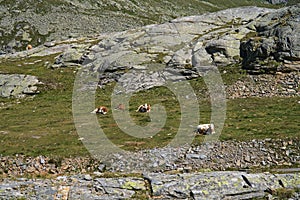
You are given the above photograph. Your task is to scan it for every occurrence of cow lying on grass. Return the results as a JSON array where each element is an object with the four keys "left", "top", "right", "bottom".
[
  {"left": 115, "top": 103, "right": 125, "bottom": 111},
  {"left": 136, "top": 103, "right": 151, "bottom": 113},
  {"left": 91, "top": 106, "right": 108, "bottom": 114},
  {"left": 196, "top": 123, "right": 215, "bottom": 135}
]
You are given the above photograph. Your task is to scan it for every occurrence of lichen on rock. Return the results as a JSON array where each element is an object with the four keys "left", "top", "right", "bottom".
[{"left": 0, "top": 74, "right": 41, "bottom": 98}]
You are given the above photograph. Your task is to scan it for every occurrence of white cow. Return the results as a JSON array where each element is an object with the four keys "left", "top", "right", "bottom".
[{"left": 196, "top": 123, "right": 215, "bottom": 135}]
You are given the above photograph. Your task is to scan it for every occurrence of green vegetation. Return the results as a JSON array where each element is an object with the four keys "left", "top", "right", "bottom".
[
  {"left": 272, "top": 188, "right": 300, "bottom": 199},
  {"left": 253, "top": 188, "right": 300, "bottom": 200},
  {"left": 0, "top": 55, "right": 87, "bottom": 156},
  {"left": 222, "top": 97, "right": 300, "bottom": 141},
  {"left": 0, "top": 55, "right": 299, "bottom": 157},
  {"left": 287, "top": 0, "right": 300, "bottom": 6}
]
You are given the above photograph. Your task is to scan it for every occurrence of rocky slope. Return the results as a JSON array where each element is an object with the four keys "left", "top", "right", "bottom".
[
  {"left": 240, "top": 4, "right": 300, "bottom": 74},
  {"left": 5, "top": 4, "right": 296, "bottom": 97},
  {"left": 1, "top": 138, "right": 300, "bottom": 176},
  {"left": 1, "top": 4, "right": 300, "bottom": 98},
  {"left": 1, "top": 137, "right": 300, "bottom": 199},
  {"left": 0, "top": 0, "right": 292, "bottom": 54},
  {"left": 1, "top": 170, "right": 300, "bottom": 199},
  {"left": 73, "top": 4, "right": 300, "bottom": 95},
  {"left": 0, "top": 74, "right": 41, "bottom": 98},
  {"left": 1, "top": 3, "right": 300, "bottom": 200}
]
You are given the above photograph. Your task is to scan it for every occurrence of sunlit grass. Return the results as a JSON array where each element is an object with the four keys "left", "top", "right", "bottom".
[
  {"left": 222, "top": 97, "right": 300, "bottom": 141},
  {"left": 0, "top": 56, "right": 299, "bottom": 157}
]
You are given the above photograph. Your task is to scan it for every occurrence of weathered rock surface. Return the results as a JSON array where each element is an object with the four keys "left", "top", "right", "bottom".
[
  {"left": 0, "top": 174, "right": 147, "bottom": 199},
  {"left": 78, "top": 6, "right": 276, "bottom": 94},
  {"left": 2, "top": 5, "right": 299, "bottom": 97},
  {"left": 1, "top": 138, "right": 300, "bottom": 199},
  {"left": 0, "top": 171, "right": 299, "bottom": 199},
  {"left": 72, "top": 4, "right": 299, "bottom": 94},
  {"left": 0, "top": 74, "right": 41, "bottom": 98},
  {"left": 241, "top": 4, "right": 300, "bottom": 74},
  {"left": 2, "top": 0, "right": 294, "bottom": 54},
  {"left": 145, "top": 171, "right": 300, "bottom": 199}
]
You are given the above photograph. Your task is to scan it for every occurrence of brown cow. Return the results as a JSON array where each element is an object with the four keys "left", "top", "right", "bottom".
[
  {"left": 91, "top": 106, "right": 108, "bottom": 114},
  {"left": 114, "top": 104, "right": 125, "bottom": 111},
  {"left": 136, "top": 103, "right": 151, "bottom": 113}
]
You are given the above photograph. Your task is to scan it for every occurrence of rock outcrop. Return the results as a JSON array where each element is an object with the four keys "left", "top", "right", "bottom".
[
  {"left": 0, "top": 171, "right": 299, "bottom": 199},
  {"left": 0, "top": 74, "right": 41, "bottom": 98},
  {"left": 72, "top": 4, "right": 300, "bottom": 94},
  {"left": 1, "top": 138, "right": 300, "bottom": 199},
  {"left": 241, "top": 4, "right": 300, "bottom": 74},
  {"left": 78, "top": 7, "right": 275, "bottom": 94},
  {"left": 2, "top": 5, "right": 299, "bottom": 97},
  {"left": 1, "top": 0, "right": 282, "bottom": 54},
  {"left": 145, "top": 171, "right": 300, "bottom": 199}
]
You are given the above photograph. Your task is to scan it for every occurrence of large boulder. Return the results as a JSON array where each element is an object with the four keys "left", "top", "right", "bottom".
[
  {"left": 205, "top": 33, "right": 243, "bottom": 65},
  {"left": 240, "top": 4, "right": 300, "bottom": 73},
  {"left": 0, "top": 74, "right": 41, "bottom": 98},
  {"left": 52, "top": 44, "right": 90, "bottom": 68}
]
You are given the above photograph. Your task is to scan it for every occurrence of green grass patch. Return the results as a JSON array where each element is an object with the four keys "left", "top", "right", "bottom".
[
  {"left": 0, "top": 55, "right": 88, "bottom": 157},
  {"left": 0, "top": 56, "right": 299, "bottom": 157},
  {"left": 272, "top": 188, "right": 300, "bottom": 199},
  {"left": 222, "top": 97, "right": 300, "bottom": 141}
]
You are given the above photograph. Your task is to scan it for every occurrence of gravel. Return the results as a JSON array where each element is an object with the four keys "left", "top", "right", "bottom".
[{"left": 1, "top": 138, "right": 299, "bottom": 176}]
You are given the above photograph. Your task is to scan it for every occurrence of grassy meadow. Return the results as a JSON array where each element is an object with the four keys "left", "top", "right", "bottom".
[{"left": 0, "top": 54, "right": 299, "bottom": 158}]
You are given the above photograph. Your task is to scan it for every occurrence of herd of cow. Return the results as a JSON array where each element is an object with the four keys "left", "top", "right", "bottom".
[
  {"left": 90, "top": 103, "right": 151, "bottom": 114},
  {"left": 91, "top": 103, "right": 215, "bottom": 135}
]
